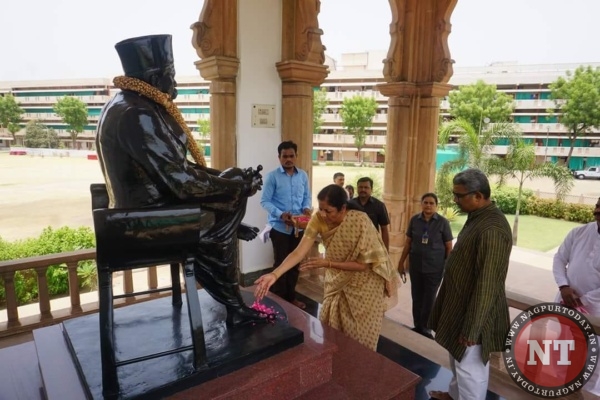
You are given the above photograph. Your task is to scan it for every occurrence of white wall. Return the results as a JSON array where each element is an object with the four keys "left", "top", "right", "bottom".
[{"left": 237, "top": 0, "right": 283, "bottom": 275}]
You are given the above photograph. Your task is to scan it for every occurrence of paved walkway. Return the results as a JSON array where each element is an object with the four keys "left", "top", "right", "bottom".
[{"left": 385, "top": 245, "right": 559, "bottom": 328}]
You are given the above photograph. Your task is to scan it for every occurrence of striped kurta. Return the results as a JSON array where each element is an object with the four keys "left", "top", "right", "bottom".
[{"left": 428, "top": 203, "right": 512, "bottom": 363}]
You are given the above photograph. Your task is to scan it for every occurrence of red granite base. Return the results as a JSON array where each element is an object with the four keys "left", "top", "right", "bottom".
[
  {"left": 170, "top": 289, "right": 420, "bottom": 399},
  {"left": 169, "top": 340, "right": 336, "bottom": 400}
]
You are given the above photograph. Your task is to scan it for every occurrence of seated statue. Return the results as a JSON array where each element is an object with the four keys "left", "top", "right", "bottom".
[{"left": 96, "top": 34, "right": 267, "bottom": 327}]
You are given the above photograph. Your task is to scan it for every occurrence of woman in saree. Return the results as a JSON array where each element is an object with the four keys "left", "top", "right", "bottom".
[{"left": 254, "top": 184, "right": 397, "bottom": 350}]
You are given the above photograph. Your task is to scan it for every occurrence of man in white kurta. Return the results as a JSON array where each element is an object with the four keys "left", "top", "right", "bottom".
[{"left": 553, "top": 200, "right": 600, "bottom": 396}]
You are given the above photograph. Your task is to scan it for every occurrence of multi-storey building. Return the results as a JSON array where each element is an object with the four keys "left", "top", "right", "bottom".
[
  {"left": 1, "top": 52, "right": 599, "bottom": 169},
  {"left": 315, "top": 52, "right": 600, "bottom": 170},
  {"left": 0, "top": 76, "right": 210, "bottom": 150}
]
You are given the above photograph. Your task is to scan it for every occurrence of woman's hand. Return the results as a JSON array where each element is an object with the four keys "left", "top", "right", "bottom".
[
  {"left": 385, "top": 280, "right": 393, "bottom": 298},
  {"left": 254, "top": 273, "right": 277, "bottom": 300},
  {"left": 299, "top": 257, "right": 328, "bottom": 271}
]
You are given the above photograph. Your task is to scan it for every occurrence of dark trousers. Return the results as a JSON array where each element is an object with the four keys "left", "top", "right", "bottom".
[
  {"left": 409, "top": 268, "right": 444, "bottom": 333},
  {"left": 193, "top": 168, "right": 249, "bottom": 310},
  {"left": 269, "top": 228, "right": 303, "bottom": 302}
]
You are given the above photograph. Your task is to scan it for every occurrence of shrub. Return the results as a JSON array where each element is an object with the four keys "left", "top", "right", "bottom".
[
  {"left": 438, "top": 206, "right": 460, "bottom": 222},
  {"left": 0, "top": 226, "right": 96, "bottom": 305},
  {"left": 563, "top": 203, "right": 594, "bottom": 223},
  {"left": 525, "top": 198, "right": 566, "bottom": 219},
  {"left": 77, "top": 262, "right": 98, "bottom": 291},
  {"left": 434, "top": 173, "right": 455, "bottom": 210},
  {"left": 523, "top": 197, "right": 594, "bottom": 224},
  {"left": 492, "top": 186, "right": 534, "bottom": 215}
]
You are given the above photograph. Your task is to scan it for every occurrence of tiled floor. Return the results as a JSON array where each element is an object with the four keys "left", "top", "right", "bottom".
[{"left": 295, "top": 293, "right": 505, "bottom": 400}]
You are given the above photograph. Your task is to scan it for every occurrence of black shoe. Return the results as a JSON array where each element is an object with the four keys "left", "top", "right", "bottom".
[
  {"left": 421, "top": 331, "right": 435, "bottom": 340},
  {"left": 411, "top": 326, "right": 435, "bottom": 340}
]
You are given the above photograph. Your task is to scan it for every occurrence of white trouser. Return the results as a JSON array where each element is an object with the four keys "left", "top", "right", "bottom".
[{"left": 448, "top": 345, "right": 490, "bottom": 400}]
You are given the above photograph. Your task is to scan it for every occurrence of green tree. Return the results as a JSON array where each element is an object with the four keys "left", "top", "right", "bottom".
[
  {"left": 0, "top": 94, "right": 24, "bottom": 140},
  {"left": 54, "top": 96, "right": 88, "bottom": 149},
  {"left": 195, "top": 118, "right": 210, "bottom": 158},
  {"left": 24, "top": 120, "right": 59, "bottom": 148},
  {"left": 340, "top": 95, "right": 378, "bottom": 164},
  {"left": 438, "top": 118, "right": 522, "bottom": 172},
  {"left": 197, "top": 118, "right": 210, "bottom": 140},
  {"left": 488, "top": 138, "right": 573, "bottom": 245},
  {"left": 448, "top": 80, "right": 514, "bottom": 130},
  {"left": 436, "top": 118, "right": 521, "bottom": 208},
  {"left": 313, "top": 88, "right": 329, "bottom": 133},
  {"left": 549, "top": 66, "right": 600, "bottom": 167}
]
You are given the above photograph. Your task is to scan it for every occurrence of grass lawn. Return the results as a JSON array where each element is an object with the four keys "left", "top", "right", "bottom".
[{"left": 449, "top": 214, "right": 582, "bottom": 252}]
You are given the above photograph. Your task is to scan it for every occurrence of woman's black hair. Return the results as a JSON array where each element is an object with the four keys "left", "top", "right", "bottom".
[
  {"left": 317, "top": 184, "right": 364, "bottom": 212},
  {"left": 421, "top": 192, "right": 439, "bottom": 204}
]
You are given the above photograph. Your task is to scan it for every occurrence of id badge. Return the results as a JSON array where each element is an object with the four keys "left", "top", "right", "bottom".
[{"left": 421, "top": 237, "right": 428, "bottom": 244}]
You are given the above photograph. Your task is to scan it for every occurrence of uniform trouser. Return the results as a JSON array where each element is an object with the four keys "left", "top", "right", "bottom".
[
  {"left": 409, "top": 268, "right": 443, "bottom": 332},
  {"left": 448, "top": 345, "right": 489, "bottom": 400},
  {"left": 269, "top": 229, "right": 303, "bottom": 303}
]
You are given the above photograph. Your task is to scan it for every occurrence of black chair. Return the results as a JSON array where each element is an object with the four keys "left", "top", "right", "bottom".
[{"left": 90, "top": 183, "right": 213, "bottom": 398}]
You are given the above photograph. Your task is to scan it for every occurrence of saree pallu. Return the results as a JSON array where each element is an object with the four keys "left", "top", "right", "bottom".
[{"left": 311, "top": 210, "right": 395, "bottom": 350}]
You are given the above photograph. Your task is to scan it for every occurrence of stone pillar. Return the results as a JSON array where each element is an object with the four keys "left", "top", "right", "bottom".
[
  {"left": 377, "top": 0, "right": 457, "bottom": 250},
  {"left": 277, "top": 0, "right": 329, "bottom": 182},
  {"left": 195, "top": 57, "right": 239, "bottom": 170},
  {"left": 277, "top": 62, "right": 328, "bottom": 182},
  {"left": 191, "top": 0, "right": 238, "bottom": 169}
]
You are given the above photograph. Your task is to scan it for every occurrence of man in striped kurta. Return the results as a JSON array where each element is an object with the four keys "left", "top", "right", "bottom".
[{"left": 429, "top": 169, "right": 512, "bottom": 400}]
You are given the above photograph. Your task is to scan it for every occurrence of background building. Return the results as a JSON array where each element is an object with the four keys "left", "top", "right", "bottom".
[
  {"left": 0, "top": 77, "right": 210, "bottom": 151},
  {"left": 2, "top": 52, "right": 600, "bottom": 169}
]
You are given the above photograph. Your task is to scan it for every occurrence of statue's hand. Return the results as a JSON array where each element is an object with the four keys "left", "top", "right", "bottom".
[
  {"left": 237, "top": 223, "right": 259, "bottom": 241},
  {"left": 242, "top": 165, "right": 263, "bottom": 196}
]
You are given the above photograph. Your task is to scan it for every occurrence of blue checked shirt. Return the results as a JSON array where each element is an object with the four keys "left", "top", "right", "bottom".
[{"left": 260, "top": 166, "right": 311, "bottom": 235}]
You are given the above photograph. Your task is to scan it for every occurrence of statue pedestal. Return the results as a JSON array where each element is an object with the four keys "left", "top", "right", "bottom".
[
  {"left": 34, "top": 288, "right": 420, "bottom": 399},
  {"left": 60, "top": 290, "right": 307, "bottom": 399}
]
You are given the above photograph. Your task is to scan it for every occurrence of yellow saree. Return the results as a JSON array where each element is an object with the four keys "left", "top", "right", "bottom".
[{"left": 304, "top": 210, "right": 396, "bottom": 350}]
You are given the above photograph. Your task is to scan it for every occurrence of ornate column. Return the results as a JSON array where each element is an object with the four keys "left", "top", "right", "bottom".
[
  {"left": 191, "top": 0, "right": 238, "bottom": 170},
  {"left": 276, "top": 0, "right": 329, "bottom": 182},
  {"left": 377, "top": 0, "right": 457, "bottom": 251}
]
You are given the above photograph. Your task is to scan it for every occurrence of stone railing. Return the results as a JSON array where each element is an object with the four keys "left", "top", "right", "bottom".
[
  {"left": 0, "top": 249, "right": 169, "bottom": 338},
  {"left": 506, "top": 290, "right": 600, "bottom": 334},
  {"left": 1, "top": 250, "right": 598, "bottom": 347}
]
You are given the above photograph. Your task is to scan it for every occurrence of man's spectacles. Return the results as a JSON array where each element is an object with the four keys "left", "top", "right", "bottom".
[{"left": 453, "top": 191, "right": 476, "bottom": 199}]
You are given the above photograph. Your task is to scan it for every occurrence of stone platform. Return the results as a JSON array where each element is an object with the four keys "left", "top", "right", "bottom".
[
  {"left": 171, "top": 290, "right": 421, "bottom": 400},
  {"left": 59, "top": 290, "right": 304, "bottom": 399},
  {"left": 29, "top": 288, "right": 419, "bottom": 399}
]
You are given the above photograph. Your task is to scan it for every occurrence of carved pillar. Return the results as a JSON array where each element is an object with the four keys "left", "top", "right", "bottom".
[
  {"left": 377, "top": 0, "right": 457, "bottom": 250},
  {"left": 191, "top": 0, "right": 238, "bottom": 169},
  {"left": 277, "top": 0, "right": 329, "bottom": 181}
]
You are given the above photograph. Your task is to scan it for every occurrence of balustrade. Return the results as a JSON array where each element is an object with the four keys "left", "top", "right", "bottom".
[{"left": 0, "top": 249, "right": 167, "bottom": 337}]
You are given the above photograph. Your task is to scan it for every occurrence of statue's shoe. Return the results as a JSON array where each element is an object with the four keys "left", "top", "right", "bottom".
[{"left": 225, "top": 305, "right": 274, "bottom": 327}]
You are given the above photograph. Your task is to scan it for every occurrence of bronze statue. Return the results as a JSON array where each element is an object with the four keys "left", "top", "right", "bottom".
[{"left": 96, "top": 34, "right": 267, "bottom": 327}]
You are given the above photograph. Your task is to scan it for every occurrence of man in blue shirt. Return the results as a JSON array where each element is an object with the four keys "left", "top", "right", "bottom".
[{"left": 261, "top": 141, "right": 312, "bottom": 308}]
